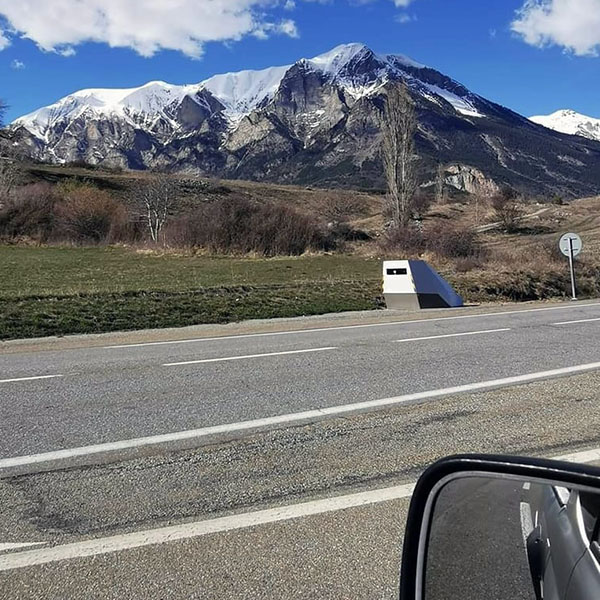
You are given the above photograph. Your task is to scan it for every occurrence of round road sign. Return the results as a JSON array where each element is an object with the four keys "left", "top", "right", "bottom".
[{"left": 559, "top": 233, "right": 583, "bottom": 257}]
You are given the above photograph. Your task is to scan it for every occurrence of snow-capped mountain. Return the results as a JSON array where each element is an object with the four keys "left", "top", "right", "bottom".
[
  {"left": 9, "top": 43, "right": 600, "bottom": 196},
  {"left": 529, "top": 109, "right": 600, "bottom": 142},
  {"left": 14, "top": 43, "right": 482, "bottom": 137}
]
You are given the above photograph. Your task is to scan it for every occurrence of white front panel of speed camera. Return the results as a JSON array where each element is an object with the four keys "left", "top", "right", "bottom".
[{"left": 383, "top": 261, "right": 415, "bottom": 294}]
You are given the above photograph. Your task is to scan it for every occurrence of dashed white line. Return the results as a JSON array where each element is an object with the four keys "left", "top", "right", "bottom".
[
  {"left": 394, "top": 328, "right": 510, "bottom": 343},
  {"left": 163, "top": 347, "right": 337, "bottom": 367},
  {"left": 554, "top": 317, "right": 600, "bottom": 326},
  {"left": 102, "top": 302, "right": 600, "bottom": 349},
  {"left": 0, "top": 375, "right": 63, "bottom": 385},
  {"left": 3, "top": 361, "right": 600, "bottom": 470}
]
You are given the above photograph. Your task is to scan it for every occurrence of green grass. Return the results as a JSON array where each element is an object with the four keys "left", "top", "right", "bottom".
[
  {"left": 2, "top": 246, "right": 595, "bottom": 340},
  {"left": 0, "top": 246, "right": 383, "bottom": 339},
  {"left": 0, "top": 246, "right": 381, "bottom": 298}
]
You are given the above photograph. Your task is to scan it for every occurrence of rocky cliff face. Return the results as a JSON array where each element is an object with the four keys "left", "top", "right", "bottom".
[{"left": 9, "top": 43, "right": 600, "bottom": 197}]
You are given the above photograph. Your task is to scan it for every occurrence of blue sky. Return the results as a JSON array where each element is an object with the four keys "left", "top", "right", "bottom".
[{"left": 1, "top": 0, "right": 599, "bottom": 122}]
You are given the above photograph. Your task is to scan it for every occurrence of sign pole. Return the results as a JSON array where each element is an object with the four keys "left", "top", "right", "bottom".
[{"left": 568, "top": 237, "right": 577, "bottom": 301}]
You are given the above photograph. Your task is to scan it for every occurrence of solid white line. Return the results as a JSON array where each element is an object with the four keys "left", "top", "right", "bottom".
[
  {"left": 0, "top": 375, "right": 62, "bottom": 385},
  {"left": 0, "top": 482, "right": 415, "bottom": 571},
  {"left": 520, "top": 502, "right": 534, "bottom": 550},
  {"left": 554, "top": 448, "right": 600, "bottom": 464},
  {"left": 4, "top": 361, "right": 600, "bottom": 470},
  {"left": 2, "top": 445, "right": 600, "bottom": 570},
  {"left": 554, "top": 317, "right": 600, "bottom": 326},
  {"left": 0, "top": 542, "right": 46, "bottom": 553},
  {"left": 163, "top": 347, "right": 337, "bottom": 367},
  {"left": 394, "top": 328, "right": 510, "bottom": 343},
  {"left": 102, "top": 302, "right": 600, "bottom": 349}
]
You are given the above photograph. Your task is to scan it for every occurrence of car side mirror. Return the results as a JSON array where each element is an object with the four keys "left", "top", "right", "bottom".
[{"left": 400, "top": 455, "right": 600, "bottom": 600}]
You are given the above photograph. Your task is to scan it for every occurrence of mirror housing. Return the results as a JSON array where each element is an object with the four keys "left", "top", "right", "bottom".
[{"left": 400, "top": 454, "right": 600, "bottom": 600}]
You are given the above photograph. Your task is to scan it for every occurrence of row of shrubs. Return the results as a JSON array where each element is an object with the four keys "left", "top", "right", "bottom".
[
  {"left": 379, "top": 222, "right": 484, "bottom": 260},
  {"left": 0, "top": 179, "right": 495, "bottom": 262},
  {"left": 0, "top": 182, "right": 335, "bottom": 256}
]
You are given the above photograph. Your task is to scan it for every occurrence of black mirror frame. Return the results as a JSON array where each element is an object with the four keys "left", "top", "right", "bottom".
[{"left": 399, "top": 454, "right": 600, "bottom": 600}]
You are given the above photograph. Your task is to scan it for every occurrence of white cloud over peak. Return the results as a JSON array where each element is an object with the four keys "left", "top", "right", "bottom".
[
  {"left": 0, "top": 0, "right": 297, "bottom": 58},
  {"left": 512, "top": 0, "right": 600, "bottom": 56},
  {"left": 395, "top": 13, "right": 414, "bottom": 24}
]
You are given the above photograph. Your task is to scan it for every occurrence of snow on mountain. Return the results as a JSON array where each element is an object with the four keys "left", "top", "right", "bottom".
[
  {"left": 420, "top": 83, "right": 483, "bottom": 118},
  {"left": 305, "top": 42, "right": 371, "bottom": 76},
  {"left": 530, "top": 109, "right": 600, "bottom": 142},
  {"left": 14, "top": 42, "right": 474, "bottom": 138},
  {"left": 201, "top": 65, "right": 289, "bottom": 122},
  {"left": 15, "top": 81, "right": 199, "bottom": 141}
]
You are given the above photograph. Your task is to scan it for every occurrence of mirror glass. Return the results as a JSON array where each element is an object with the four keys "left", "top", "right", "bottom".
[{"left": 424, "top": 475, "right": 600, "bottom": 600}]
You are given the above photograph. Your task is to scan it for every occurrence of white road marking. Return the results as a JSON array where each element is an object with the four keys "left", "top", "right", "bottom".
[
  {"left": 0, "top": 375, "right": 62, "bottom": 385},
  {"left": 102, "top": 302, "right": 600, "bottom": 349},
  {"left": 163, "top": 347, "right": 337, "bottom": 367},
  {"left": 0, "top": 482, "right": 415, "bottom": 571},
  {"left": 554, "top": 447, "right": 600, "bottom": 464},
  {"left": 520, "top": 501, "right": 534, "bottom": 550},
  {"left": 3, "top": 361, "right": 600, "bottom": 470},
  {"left": 3, "top": 444, "right": 600, "bottom": 570},
  {"left": 394, "top": 328, "right": 510, "bottom": 343},
  {"left": 523, "top": 482, "right": 531, "bottom": 490},
  {"left": 0, "top": 542, "right": 46, "bottom": 553},
  {"left": 554, "top": 317, "right": 600, "bottom": 326}
]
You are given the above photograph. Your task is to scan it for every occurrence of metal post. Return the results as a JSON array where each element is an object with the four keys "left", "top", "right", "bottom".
[{"left": 568, "top": 237, "right": 577, "bottom": 301}]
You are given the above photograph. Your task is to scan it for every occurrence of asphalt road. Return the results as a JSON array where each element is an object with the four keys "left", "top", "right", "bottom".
[
  {"left": 1, "top": 300, "right": 600, "bottom": 460},
  {"left": 2, "top": 300, "right": 600, "bottom": 599}
]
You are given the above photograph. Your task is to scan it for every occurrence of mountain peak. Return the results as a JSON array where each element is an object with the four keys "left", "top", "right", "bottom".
[
  {"left": 530, "top": 109, "right": 600, "bottom": 142},
  {"left": 305, "top": 43, "right": 372, "bottom": 73}
]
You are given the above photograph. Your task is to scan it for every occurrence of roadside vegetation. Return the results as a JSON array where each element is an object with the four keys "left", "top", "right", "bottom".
[{"left": 0, "top": 155, "right": 598, "bottom": 340}]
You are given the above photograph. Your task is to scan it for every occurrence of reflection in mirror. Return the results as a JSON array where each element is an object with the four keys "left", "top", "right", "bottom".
[{"left": 424, "top": 476, "right": 600, "bottom": 600}]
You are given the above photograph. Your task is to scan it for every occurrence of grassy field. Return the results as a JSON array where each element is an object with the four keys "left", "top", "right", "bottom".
[
  {"left": 2, "top": 165, "right": 598, "bottom": 340},
  {"left": 0, "top": 246, "right": 382, "bottom": 297},
  {"left": 2, "top": 243, "right": 597, "bottom": 340},
  {"left": 0, "top": 246, "right": 384, "bottom": 339}
]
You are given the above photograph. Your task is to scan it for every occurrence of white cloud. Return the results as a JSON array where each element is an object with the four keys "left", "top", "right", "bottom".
[
  {"left": 0, "top": 29, "right": 9, "bottom": 50},
  {"left": 254, "top": 19, "right": 298, "bottom": 40},
  {"left": 283, "top": 0, "right": 296, "bottom": 10},
  {"left": 277, "top": 19, "right": 299, "bottom": 37},
  {"left": 394, "top": 0, "right": 415, "bottom": 6},
  {"left": 512, "top": 0, "right": 600, "bottom": 56},
  {"left": 0, "top": 0, "right": 297, "bottom": 59},
  {"left": 395, "top": 13, "right": 414, "bottom": 24},
  {"left": 11, "top": 58, "right": 25, "bottom": 69}
]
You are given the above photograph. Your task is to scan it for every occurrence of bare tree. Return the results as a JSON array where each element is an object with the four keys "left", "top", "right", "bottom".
[
  {"left": 0, "top": 101, "right": 21, "bottom": 204},
  {"left": 434, "top": 164, "right": 446, "bottom": 204},
  {"left": 491, "top": 188, "right": 523, "bottom": 233},
  {"left": 133, "top": 174, "right": 179, "bottom": 243},
  {"left": 378, "top": 82, "right": 418, "bottom": 228},
  {"left": 0, "top": 156, "right": 20, "bottom": 203}
]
